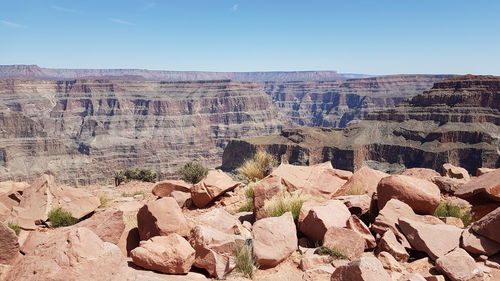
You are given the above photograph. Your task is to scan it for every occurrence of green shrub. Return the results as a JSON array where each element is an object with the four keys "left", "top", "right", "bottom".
[
  {"left": 238, "top": 151, "right": 278, "bottom": 181},
  {"left": 48, "top": 207, "right": 78, "bottom": 227},
  {"left": 178, "top": 161, "right": 208, "bottom": 184},
  {"left": 262, "top": 191, "right": 307, "bottom": 222},
  {"left": 434, "top": 202, "right": 472, "bottom": 227},
  {"left": 233, "top": 242, "right": 258, "bottom": 278},
  {"left": 314, "top": 246, "right": 347, "bottom": 259},
  {"left": 7, "top": 222, "right": 21, "bottom": 235},
  {"left": 115, "top": 168, "right": 157, "bottom": 185},
  {"left": 238, "top": 184, "right": 256, "bottom": 212}
]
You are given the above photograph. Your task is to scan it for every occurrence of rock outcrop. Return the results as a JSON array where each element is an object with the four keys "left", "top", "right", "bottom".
[{"left": 223, "top": 75, "right": 500, "bottom": 174}]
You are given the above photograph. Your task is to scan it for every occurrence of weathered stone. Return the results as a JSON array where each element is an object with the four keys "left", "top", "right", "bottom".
[
  {"left": 130, "top": 234, "right": 195, "bottom": 274},
  {"left": 299, "top": 199, "right": 351, "bottom": 242},
  {"left": 253, "top": 212, "right": 297, "bottom": 267},
  {"left": 432, "top": 176, "right": 465, "bottom": 194},
  {"left": 440, "top": 217, "right": 464, "bottom": 228},
  {"left": 401, "top": 168, "right": 441, "bottom": 182},
  {"left": 442, "top": 163, "right": 471, "bottom": 181},
  {"left": 379, "top": 229, "right": 409, "bottom": 262},
  {"left": 76, "top": 208, "right": 125, "bottom": 244},
  {"left": 339, "top": 166, "right": 389, "bottom": 197},
  {"left": 377, "top": 175, "right": 441, "bottom": 215},
  {"left": 377, "top": 251, "right": 404, "bottom": 273},
  {"left": 455, "top": 169, "right": 500, "bottom": 203},
  {"left": 170, "top": 190, "right": 191, "bottom": 207},
  {"left": 191, "top": 170, "right": 241, "bottom": 208},
  {"left": 323, "top": 227, "right": 365, "bottom": 261},
  {"left": 137, "top": 197, "right": 189, "bottom": 240},
  {"left": 0, "top": 223, "right": 19, "bottom": 265},
  {"left": 461, "top": 228, "right": 500, "bottom": 256},
  {"left": 330, "top": 257, "right": 392, "bottom": 281},
  {"left": 471, "top": 207, "right": 500, "bottom": 244},
  {"left": 399, "top": 217, "right": 462, "bottom": 260},
  {"left": 152, "top": 180, "right": 191, "bottom": 197},
  {"left": 398, "top": 273, "right": 427, "bottom": 281},
  {"left": 477, "top": 168, "right": 495, "bottom": 176},
  {"left": 271, "top": 162, "right": 348, "bottom": 198},
  {"left": 336, "top": 195, "right": 372, "bottom": 217},
  {"left": 435, "top": 248, "right": 485, "bottom": 281},
  {"left": 303, "top": 265, "right": 335, "bottom": 281},
  {"left": 194, "top": 208, "right": 249, "bottom": 237},
  {"left": 346, "top": 215, "right": 376, "bottom": 249},
  {"left": 299, "top": 254, "right": 332, "bottom": 271},
  {"left": 253, "top": 175, "right": 284, "bottom": 220}
]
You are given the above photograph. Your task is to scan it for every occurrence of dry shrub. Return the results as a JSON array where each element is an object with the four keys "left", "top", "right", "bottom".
[{"left": 238, "top": 151, "right": 278, "bottom": 181}]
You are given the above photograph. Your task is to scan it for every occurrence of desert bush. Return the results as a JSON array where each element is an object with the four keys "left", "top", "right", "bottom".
[
  {"left": 434, "top": 202, "right": 472, "bottom": 227},
  {"left": 262, "top": 191, "right": 307, "bottom": 222},
  {"left": 48, "top": 207, "right": 78, "bottom": 227},
  {"left": 238, "top": 151, "right": 278, "bottom": 181},
  {"left": 233, "top": 242, "right": 258, "bottom": 278},
  {"left": 115, "top": 168, "right": 157, "bottom": 185},
  {"left": 238, "top": 184, "right": 255, "bottom": 212},
  {"left": 178, "top": 161, "right": 208, "bottom": 184},
  {"left": 7, "top": 222, "right": 21, "bottom": 235},
  {"left": 98, "top": 194, "right": 110, "bottom": 207},
  {"left": 345, "top": 181, "right": 365, "bottom": 195},
  {"left": 314, "top": 245, "right": 347, "bottom": 259}
]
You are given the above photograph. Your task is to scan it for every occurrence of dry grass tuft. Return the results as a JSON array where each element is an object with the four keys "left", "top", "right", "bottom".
[
  {"left": 262, "top": 191, "right": 308, "bottom": 222},
  {"left": 238, "top": 151, "right": 278, "bottom": 182},
  {"left": 233, "top": 242, "right": 258, "bottom": 278}
]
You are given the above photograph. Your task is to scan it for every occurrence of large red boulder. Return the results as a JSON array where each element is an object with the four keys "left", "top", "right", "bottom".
[
  {"left": 435, "top": 248, "right": 485, "bottom": 281},
  {"left": 253, "top": 212, "right": 297, "bottom": 267},
  {"left": 191, "top": 170, "right": 240, "bottom": 208},
  {"left": 0, "top": 223, "right": 19, "bottom": 265},
  {"left": 401, "top": 168, "right": 440, "bottom": 182},
  {"left": 455, "top": 169, "right": 500, "bottom": 203},
  {"left": 137, "top": 197, "right": 189, "bottom": 240},
  {"left": 330, "top": 257, "right": 391, "bottom": 281},
  {"left": 377, "top": 175, "right": 441, "bottom": 214},
  {"left": 442, "top": 163, "right": 471, "bottom": 181},
  {"left": 323, "top": 227, "right": 365, "bottom": 260},
  {"left": 471, "top": 206, "right": 500, "bottom": 244},
  {"left": 461, "top": 228, "right": 500, "bottom": 256},
  {"left": 299, "top": 199, "right": 351, "bottom": 242},
  {"left": 152, "top": 179, "right": 191, "bottom": 197},
  {"left": 346, "top": 215, "right": 376, "bottom": 249},
  {"left": 253, "top": 175, "right": 284, "bottom": 220},
  {"left": 76, "top": 209, "right": 125, "bottom": 244},
  {"left": 338, "top": 166, "right": 388, "bottom": 197}
]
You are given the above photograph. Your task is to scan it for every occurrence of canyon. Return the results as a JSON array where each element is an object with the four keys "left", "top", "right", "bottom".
[{"left": 223, "top": 75, "right": 500, "bottom": 175}]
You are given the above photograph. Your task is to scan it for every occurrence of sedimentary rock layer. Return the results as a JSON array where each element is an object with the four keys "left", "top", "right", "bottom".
[{"left": 222, "top": 75, "right": 500, "bottom": 174}]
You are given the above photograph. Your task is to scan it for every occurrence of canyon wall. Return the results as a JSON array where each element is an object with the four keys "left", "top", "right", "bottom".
[{"left": 223, "top": 75, "right": 500, "bottom": 175}]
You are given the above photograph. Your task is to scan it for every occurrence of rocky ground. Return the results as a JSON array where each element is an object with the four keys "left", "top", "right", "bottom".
[{"left": 0, "top": 162, "right": 499, "bottom": 281}]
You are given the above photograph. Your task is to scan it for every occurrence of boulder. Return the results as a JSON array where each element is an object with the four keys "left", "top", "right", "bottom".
[
  {"left": 435, "top": 248, "right": 485, "bottom": 281},
  {"left": 338, "top": 166, "right": 389, "bottom": 197},
  {"left": 377, "top": 175, "right": 441, "bottom": 215},
  {"left": 253, "top": 175, "right": 284, "bottom": 220},
  {"left": 330, "top": 257, "right": 392, "bottom": 281},
  {"left": 170, "top": 190, "right": 191, "bottom": 207},
  {"left": 299, "top": 199, "right": 351, "bottom": 242},
  {"left": 0, "top": 181, "right": 28, "bottom": 220},
  {"left": 191, "top": 170, "right": 240, "bottom": 208},
  {"left": 378, "top": 229, "right": 409, "bottom": 262},
  {"left": 455, "top": 169, "right": 500, "bottom": 203},
  {"left": 335, "top": 195, "right": 372, "bottom": 217},
  {"left": 461, "top": 228, "right": 500, "bottom": 256},
  {"left": 299, "top": 254, "right": 332, "bottom": 271},
  {"left": 4, "top": 227, "right": 132, "bottom": 281},
  {"left": 193, "top": 208, "right": 248, "bottom": 237},
  {"left": 432, "top": 176, "right": 465, "bottom": 194},
  {"left": 401, "top": 168, "right": 441, "bottom": 182},
  {"left": 346, "top": 215, "right": 376, "bottom": 249},
  {"left": 398, "top": 273, "right": 427, "bottom": 281},
  {"left": 399, "top": 217, "right": 462, "bottom": 260},
  {"left": 271, "top": 162, "right": 348, "bottom": 198},
  {"left": 440, "top": 217, "right": 464, "bottom": 228},
  {"left": 471, "top": 207, "right": 500, "bottom": 244},
  {"left": 137, "top": 197, "right": 189, "bottom": 240},
  {"left": 477, "top": 168, "right": 495, "bottom": 176},
  {"left": 189, "top": 225, "right": 243, "bottom": 278},
  {"left": 442, "top": 163, "right": 471, "bottom": 181},
  {"left": 130, "top": 234, "right": 195, "bottom": 274},
  {"left": 377, "top": 251, "right": 404, "bottom": 273},
  {"left": 323, "top": 227, "right": 365, "bottom": 261},
  {"left": 253, "top": 212, "right": 297, "bottom": 267},
  {"left": 76, "top": 209, "right": 125, "bottom": 244},
  {"left": 7, "top": 174, "right": 100, "bottom": 229},
  {"left": 152, "top": 180, "right": 191, "bottom": 197},
  {"left": 0, "top": 223, "right": 19, "bottom": 265}
]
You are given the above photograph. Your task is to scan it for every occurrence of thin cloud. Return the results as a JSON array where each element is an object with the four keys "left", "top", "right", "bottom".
[
  {"left": 51, "top": 5, "right": 78, "bottom": 13},
  {"left": 110, "top": 18, "right": 136, "bottom": 26},
  {"left": 232, "top": 4, "right": 239, "bottom": 11},
  {"left": 143, "top": 2, "right": 157, "bottom": 10},
  {"left": 0, "top": 20, "right": 25, "bottom": 28}
]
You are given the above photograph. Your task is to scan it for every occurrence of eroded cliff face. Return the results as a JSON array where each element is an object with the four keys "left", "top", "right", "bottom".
[
  {"left": 223, "top": 75, "right": 500, "bottom": 175},
  {"left": 263, "top": 75, "right": 451, "bottom": 127},
  {"left": 0, "top": 79, "right": 285, "bottom": 184}
]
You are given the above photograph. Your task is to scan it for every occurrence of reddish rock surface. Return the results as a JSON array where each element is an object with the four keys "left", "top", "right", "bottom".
[
  {"left": 346, "top": 215, "right": 376, "bottom": 249},
  {"left": 331, "top": 257, "right": 392, "bottom": 281},
  {"left": 401, "top": 168, "right": 440, "bottom": 182},
  {"left": 442, "top": 163, "right": 471, "bottom": 181},
  {"left": 137, "top": 197, "right": 189, "bottom": 240},
  {"left": 299, "top": 199, "right": 351, "bottom": 242},
  {"left": 435, "top": 248, "right": 485, "bottom": 281},
  {"left": 152, "top": 180, "right": 192, "bottom": 197},
  {"left": 0, "top": 223, "right": 19, "bottom": 265},
  {"left": 461, "top": 228, "right": 500, "bottom": 256},
  {"left": 455, "top": 169, "right": 500, "bottom": 203},
  {"left": 253, "top": 175, "right": 283, "bottom": 220},
  {"left": 377, "top": 175, "right": 441, "bottom": 215},
  {"left": 76, "top": 208, "right": 125, "bottom": 244},
  {"left": 338, "top": 166, "right": 388, "bottom": 197},
  {"left": 378, "top": 229, "right": 409, "bottom": 262},
  {"left": 323, "top": 227, "right": 365, "bottom": 260},
  {"left": 471, "top": 207, "right": 500, "bottom": 244},
  {"left": 191, "top": 170, "right": 240, "bottom": 207}
]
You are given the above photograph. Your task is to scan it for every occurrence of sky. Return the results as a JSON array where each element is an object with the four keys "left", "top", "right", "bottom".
[{"left": 1, "top": 0, "right": 499, "bottom": 75}]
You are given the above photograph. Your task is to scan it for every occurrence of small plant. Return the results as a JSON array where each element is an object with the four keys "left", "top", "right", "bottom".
[
  {"left": 238, "top": 184, "right": 255, "bottom": 212},
  {"left": 238, "top": 151, "right": 278, "bottom": 181},
  {"left": 48, "top": 207, "right": 78, "bottom": 227},
  {"left": 434, "top": 202, "right": 472, "bottom": 227},
  {"left": 345, "top": 181, "right": 365, "bottom": 195},
  {"left": 99, "top": 194, "right": 111, "bottom": 207},
  {"left": 115, "top": 168, "right": 157, "bottom": 185},
  {"left": 7, "top": 222, "right": 21, "bottom": 235},
  {"left": 233, "top": 242, "right": 258, "bottom": 278},
  {"left": 122, "top": 191, "right": 144, "bottom": 197},
  {"left": 178, "top": 161, "right": 208, "bottom": 184},
  {"left": 314, "top": 246, "right": 348, "bottom": 259},
  {"left": 262, "top": 191, "right": 307, "bottom": 222}
]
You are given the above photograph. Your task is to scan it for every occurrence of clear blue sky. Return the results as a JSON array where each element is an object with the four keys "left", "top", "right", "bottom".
[{"left": 1, "top": 0, "right": 499, "bottom": 75}]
